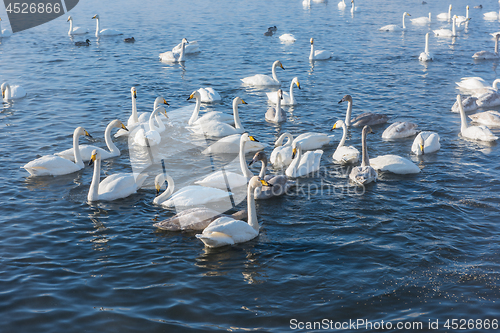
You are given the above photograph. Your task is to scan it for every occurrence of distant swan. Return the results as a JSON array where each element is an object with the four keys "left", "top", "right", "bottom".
[
  {"left": 159, "top": 38, "right": 188, "bottom": 63},
  {"left": 433, "top": 16, "right": 457, "bottom": 37},
  {"left": 382, "top": 121, "right": 418, "bottom": 139},
  {"left": 279, "top": 34, "right": 296, "bottom": 43},
  {"left": 266, "top": 77, "right": 300, "bottom": 105},
  {"left": 265, "top": 89, "right": 286, "bottom": 123},
  {"left": 339, "top": 94, "right": 389, "bottom": 127},
  {"left": 455, "top": 5, "right": 470, "bottom": 25},
  {"left": 285, "top": 142, "right": 323, "bottom": 178},
  {"left": 202, "top": 133, "right": 266, "bottom": 155},
  {"left": 472, "top": 34, "right": 499, "bottom": 60},
  {"left": 456, "top": 77, "right": 500, "bottom": 96},
  {"left": 309, "top": 38, "right": 332, "bottom": 60},
  {"left": 437, "top": 4, "right": 452, "bottom": 21},
  {"left": 451, "top": 95, "right": 478, "bottom": 113},
  {"left": 349, "top": 126, "right": 377, "bottom": 185},
  {"left": 1, "top": 82, "right": 27, "bottom": 101},
  {"left": 92, "top": 14, "right": 123, "bottom": 37},
  {"left": 411, "top": 13, "right": 431, "bottom": 25},
  {"left": 67, "top": 16, "right": 88, "bottom": 35},
  {"left": 411, "top": 131, "right": 440, "bottom": 155},
  {"left": 331, "top": 119, "right": 360, "bottom": 164},
  {"left": 456, "top": 94, "right": 498, "bottom": 142},
  {"left": 87, "top": 150, "right": 147, "bottom": 202},
  {"left": 0, "top": 17, "right": 12, "bottom": 37},
  {"left": 484, "top": 10, "right": 500, "bottom": 20},
  {"left": 379, "top": 12, "right": 411, "bottom": 31},
  {"left": 172, "top": 40, "right": 199, "bottom": 54},
  {"left": 338, "top": 0, "right": 346, "bottom": 10},
  {"left": 241, "top": 60, "right": 285, "bottom": 86},
  {"left": 419, "top": 32, "right": 433, "bottom": 61},
  {"left": 476, "top": 90, "right": 500, "bottom": 108}
]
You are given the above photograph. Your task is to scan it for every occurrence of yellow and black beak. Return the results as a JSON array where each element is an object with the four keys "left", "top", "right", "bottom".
[
  {"left": 280, "top": 63, "right": 285, "bottom": 70},
  {"left": 88, "top": 153, "right": 97, "bottom": 166},
  {"left": 241, "top": 99, "right": 247, "bottom": 105},
  {"left": 133, "top": 90, "right": 137, "bottom": 99},
  {"left": 260, "top": 178, "right": 272, "bottom": 187},
  {"left": 187, "top": 93, "right": 194, "bottom": 101},
  {"left": 121, "top": 123, "right": 129, "bottom": 131},
  {"left": 155, "top": 184, "right": 161, "bottom": 196},
  {"left": 1, "top": 90, "right": 4, "bottom": 98},
  {"left": 292, "top": 147, "right": 297, "bottom": 159},
  {"left": 249, "top": 135, "right": 259, "bottom": 142},
  {"left": 419, "top": 144, "right": 424, "bottom": 155},
  {"left": 163, "top": 99, "right": 169, "bottom": 106},
  {"left": 92, "top": 15, "right": 97, "bottom": 19},
  {"left": 296, "top": 81, "right": 301, "bottom": 89},
  {"left": 85, "top": 130, "right": 92, "bottom": 138},
  {"left": 331, "top": 124, "right": 337, "bottom": 131}
]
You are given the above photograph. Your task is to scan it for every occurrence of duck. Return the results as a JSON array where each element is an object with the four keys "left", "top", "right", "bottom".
[
  {"left": 197, "top": 87, "right": 222, "bottom": 103},
  {"left": 56, "top": 119, "right": 128, "bottom": 162},
  {"left": 411, "top": 131, "right": 441, "bottom": 155},
  {"left": 202, "top": 133, "right": 266, "bottom": 155},
  {"left": 309, "top": 38, "right": 332, "bottom": 60},
  {"left": 67, "top": 16, "right": 88, "bottom": 35},
  {"left": 349, "top": 126, "right": 377, "bottom": 185},
  {"left": 1, "top": 82, "right": 27, "bottom": 101},
  {"left": 124, "top": 37, "right": 135, "bottom": 43},
  {"left": 133, "top": 106, "right": 169, "bottom": 147},
  {"left": 369, "top": 154, "right": 421, "bottom": 174},
  {"left": 419, "top": 32, "right": 433, "bottom": 61},
  {"left": 23, "top": 127, "right": 92, "bottom": 177},
  {"left": 437, "top": 4, "right": 453, "bottom": 21},
  {"left": 379, "top": 12, "right": 411, "bottom": 31},
  {"left": 0, "top": 17, "right": 12, "bottom": 37},
  {"left": 331, "top": 120, "right": 360, "bottom": 164},
  {"left": 159, "top": 38, "right": 188, "bottom": 63},
  {"left": 249, "top": 151, "right": 294, "bottom": 199},
  {"left": 265, "top": 89, "right": 286, "bottom": 123},
  {"left": 472, "top": 34, "right": 499, "bottom": 60},
  {"left": 266, "top": 77, "right": 300, "bottom": 105},
  {"left": 279, "top": 34, "right": 296, "bottom": 43},
  {"left": 339, "top": 94, "right": 389, "bottom": 127},
  {"left": 382, "top": 121, "right": 418, "bottom": 139},
  {"left": 172, "top": 39, "right": 199, "bottom": 54},
  {"left": 468, "top": 111, "right": 500, "bottom": 127},
  {"left": 270, "top": 133, "right": 294, "bottom": 168},
  {"left": 241, "top": 60, "right": 285, "bottom": 87},
  {"left": 91, "top": 14, "right": 123, "bottom": 37},
  {"left": 195, "top": 176, "right": 271, "bottom": 248},
  {"left": 187, "top": 90, "right": 232, "bottom": 126},
  {"left": 285, "top": 142, "right": 323, "bottom": 178},
  {"left": 411, "top": 13, "right": 431, "bottom": 25},
  {"left": 153, "top": 207, "right": 248, "bottom": 231},
  {"left": 264, "top": 28, "right": 274, "bottom": 36},
  {"left": 75, "top": 39, "right": 90, "bottom": 46},
  {"left": 456, "top": 94, "right": 498, "bottom": 142},
  {"left": 433, "top": 16, "right": 457, "bottom": 37},
  {"left": 87, "top": 150, "right": 147, "bottom": 202}
]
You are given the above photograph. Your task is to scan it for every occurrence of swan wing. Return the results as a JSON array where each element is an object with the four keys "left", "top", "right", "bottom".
[
  {"left": 382, "top": 122, "right": 418, "bottom": 139},
  {"left": 351, "top": 113, "right": 389, "bottom": 127},
  {"left": 23, "top": 155, "right": 81, "bottom": 176},
  {"left": 469, "top": 111, "right": 500, "bottom": 127},
  {"left": 195, "top": 170, "right": 247, "bottom": 189},
  {"left": 241, "top": 74, "right": 279, "bottom": 86},
  {"left": 369, "top": 155, "right": 420, "bottom": 174},
  {"left": 333, "top": 146, "right": 360, "bottom": 164}
]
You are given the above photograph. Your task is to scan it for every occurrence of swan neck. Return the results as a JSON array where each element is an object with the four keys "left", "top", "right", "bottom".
[
  {"left": 458, "top": 97, "right": 468, "bottom": 132},
  {"left": 149, "top": 108, "right": 159, "bottom": 131},
  {"left": 309, "top": 43, "right": 315, "bottom": 60},
  {"left": 4, "top": 84, "right": 11, "bottom": 100},
  {"left": 424, "top": 33, "right": 429, "bottom": 53},
  {"left": 68, "top": 19, "right": 73, "bottom": 35},
  {"left": 258, "top": 159, "right": 267, "bottom": 179},
  {"left": 345, "top": 100, "right": 352, "bottom": 126},
  {"left": 95, "top": 17, "right": 100, "bottom": 37},
  {"left": 271, "top": 62, "right": 279, "bottom": 82},
  {"left": 495, "top": 37, "right": 499, "bottom": 55},
  {"left": 233, "top": 100, "right": 243, "bottom": 130},
  {"left": 88, "top": 155, "right": 101, "bottom": 202},
  {"left": 284, "top": 133, "right": 293, "bottom": 146},
  {"left": 247, "top": 183, "right": 258, "bottom": 231},
  {"left": 274, "top": 93, "right": 283, "bottom": 122},
  {"left": 402, "top": 13, "right": 406, "bottom": 29},
  {"left": 288, "top": 145, "right": 302, "bottom": 175},
  {"left": 452, "top": 18, "right": 456, "bottom": 36},
  {"left": 155, "top": 176, "right": 175, "bottom": 204},
  {"left": 178, "top": 41, "right": 186, "bottom": 62},
  {"left": 188, "top": 95, "right": 201, "bottom": 125},
  {"left": 338, "top": 123, "right": 347, "bottom": 148},
  {"left": 289, "top": 81, "right": 295, "bottom": 104},
  {"left": 104, "top": 121, "right": 119, "bottom": 155},
  {"left": 361, "top": 129, "right": 369, "bottom": 167},
  {"left": 73, "top": 130, "right": 84, "bottom": 168},
  {"left": 239, "top": 138, "right": 253, "bottom": 178},
  {"left": 131, "top": 93, "right": 138, "bottom": 123}
]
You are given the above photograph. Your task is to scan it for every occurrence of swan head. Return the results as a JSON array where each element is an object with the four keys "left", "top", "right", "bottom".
[
  {"left": 273, "top": 60, "right": 285, "bottom": 70},
  {"left": 155, "top": 96, "right": 170, "bottom": 107},
  {"left": 241, "top": 132, "right": 259, "bottom": 143},
  {"left": 181, "top": 38, "right": 188, "bottom": 44},
  {"left": 277, "top": 89, "right": 284, "bottom": 99},
  {"left": 362, "top": 125, "right": 374, "bottom": 136},
  {"left": 112, "top": 119, "right": 128, "bottom": 131},
  {"left": 155, "top": 106, "right": 168, "bottom": 118},
  {"left": 88, "top": 149, "right": 101, "bottom": 166},
  {"left": 310, "top": 38, "right": 314, "bottom": 45},
  {"left": 187, "top": 91, "right": 201, "bottom": 101},
  {"left": 1, "top": 82, "right": 8, "bottom": 98},
  {"left": 331, "top": 119, "right": 345, "bottom": 130},
  {"left": 338, "top": 94, "right": 352, "bottom": 104},
  {"left": 449, "top": 5, "right": 452, "bottom": 10},
  {"left": 67, "top": 16, "right": 72, "bottom": 22},
  {"left": 75, "top": 126, "right": 92, "bottom": 139},
  {"left": 131, "top": 87, "right": 137, "bottom": 98},
  {"left": 234, "top": 97, "right": 247, "bottom": 105},
  {"left": 291, "top": 142, "right": 302, "bottom": 159},
  {"left": 404, "top": 12, "right": 411, "bottom": 17},
  {"left": 92, "top": 14, "right": 99, "bottom": 20},
  {"left": 249, "top": 151, "right": 267, "bottom": 166},
  {"left": 292, "top": 77, "right": 301, "bottom": 89},
  {"left": 154, "top": 174, "right": 167, "bottom": 195},
  {"left": 248, "top": 176, "right": 272, "bottom": 190},
  {"left": 418, "top": 134, "right": 425, "bottom": 154}
]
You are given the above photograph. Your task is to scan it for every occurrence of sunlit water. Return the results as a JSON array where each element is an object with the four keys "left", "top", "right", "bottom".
[{"left": 1, "top": 0, "right": 500, "bottom": 331}]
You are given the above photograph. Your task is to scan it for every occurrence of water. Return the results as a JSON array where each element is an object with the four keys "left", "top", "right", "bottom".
[{"left": 1, "top": 0, "right": 500, "bottom": 331}]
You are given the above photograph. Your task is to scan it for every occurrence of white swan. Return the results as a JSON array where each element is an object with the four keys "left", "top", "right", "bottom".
[
  {"left": 1, "top": 82, "right": 27, "bottom": 101},
  {"left": 196, "top": 133, "right": 258, "bottom": 189},
  {"left": 369, "top": 155, "right": 420, "bottom": 174},
  {"left": 411, "top": 131, "right": 441, "bottom": 155},
  {"left": 437, "top": 4, "right": 452, "bottom": 21},
  {"left": 456, "top": 77, "right": 500, "bottom": 96},
  {"left": 339, "top": 94, "right": 389, "bottom": 127},
  {"left": 196, "top": 176, "right": 270, "bottom": 248},
  {"left": 249, "top": 151, "right": 294, "bottom": 199},
  {"left": 133, "top": 106, "right": 168, "bottom": 146},
  {"left": 350, "top": 0, "right": 358, "bottom": 13},
  {"left": 338, "top": 0, "right": 346, "bottom": 10},
  {"left": 87, "top": 150, "right": 147, "bottom": 202},
  {"left": 270, "top": 133, "right": 294, "bottom": 168},
  {"left": 172, "top": 40, "right": 199, "bottom": 54},
  {"left": 382, "top": 121, "right": 418, "bottom": 139},
  {"left": 419, "top": 32, "right": 433, "bottom": 61},
  {"left": 188, "top": 97, "right": 246, "bottom": 137},
  {"left": 477, "top": 91, "right": 500, "bottom": 108},
  {"left": 187, "top": 91, "right": 232, "bottom": 126},
  {"left": 202, "top": 133, "right": 266, "bottom": 155},
  {"left": 285, "top": 142, "right": 323, "bottom": 178},
  {"left": 241, "top": 60, "right": 285, "bottom": 86},
  {"left": 265, "top": 89, "right": 286, "bottom": 123},
  {"left": 67, "top": 16, "right": 88, "bottom": 35},
  {"left": 469, "top": 111, "right": 500, "bottom": 127},
  {"left": 309, "top": 38, "right": 332, "bottom": 60},
  {"left": 472, "top": 34, "right": 499, "bottom": 60},
  {"left": 159, "top": 38, "right": 188, "bottom": 63},
  {"left": 484, "top": 10, "right": 500, "bottom": 20},
  {"left": 154, "top": 173, "right": 232, "bottom": 208},
  {"left": 455, "top": 5, "right": 470, "bottom": 25},
  {"left": 451, "top": 95, "right": 478, "bottom": 113},
  {"left": 349, "top": 126, "right": 377, "bottom": 185},
  {"left": 91, "top": 14, "right": 123, "bottom": 37},
  {"left": 456, "top": 94, "right": 498, "bottom": 142},
  {"left": 331, "top": 120, "right": 360, "bottom": 164},
  {"left": 433, "top": 16, "right": 457, "bottom": 37},
  {"left": 153, "top": 208, "right": 247, "bottom": 231},
  {"left": 411, "top": 13, "right": 431, "bottom": 25},
  {"left": 23, "top": 127, "right": 92, "bottom": 177},
  {"left": 116, "top": 94, "right": 169, "bottom": 137},
  {"left": 294, "top": 132, "right": 334, "bottom": 150},
  {"left": 279, "top": 33, "right": 296, "bottom": 43},
  {"left": 197, "top": 87, "right": 221, "bottom": 103},
  {"left": 266, "top": 77, "right": 300, "bottom": 105},
  {"left": 0, "top": 17, "right": 12, "bottom": 37},
  {"left": 56, "top": 119, "right": 127, "bottom": 162},
  {"left": 379, "top": 12, "right": 411, "bottom": 31}
]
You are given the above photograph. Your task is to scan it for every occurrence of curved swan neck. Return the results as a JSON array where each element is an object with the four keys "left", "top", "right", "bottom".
[
  {"left": 73, "top": 129, "right": 84, "bottom": 168},
  {"left": 95, "top": 17, "right": 100, "bottom": 37},
  {"left": 452, "top": 17, "right": 456, "bottom": 36},
  {"left": 492, "top": 79, "right": 500, "bottom": 90},
  {"left": 495, "top": 36, "right": 499, "bottom": 55},
  {"left": 3, "top": 84, "right": 11, "bottom": 100},
  {"left": 344, "top": 100, "right": 352, "bottom": 126},
  {"left": 239, "top": 137, "right": 253, "bottom": 178},
  {"left": 131, "top": 90, "right": 138, "bottom": 123},
  {"left": 289, "top": 80, "right": 296, "bottom": 104},
  {"left": 155, "top": 175, "right": 175, "bottom": 204},
  {"left": 361, "top": 128, "right": 370, "bottom": 167},
  {"left": 338, "top": 122, "right": 348, "bottom": 148},
  {"left": 424, "top": 33, "right": 429, "bottom": 53},
  {"left": 104, "top": 121, "right": 119, "bottom": 155},
  {"left": 428, "top": 12, "right": 431, "bottom": 22},
  {"left": 457, "top": 95, "right": 468, "bottom": 132},
  {"left": 271, "top": 61, "right": 279, "bottom": 82},
  {"left": 309, "top": 42, "right": 315, "bottom": 60},
  {"left": 188, "top": 95, "right": 201, "bottom": 125},
  {"left": 273, "top": 92, "right": 283, "bottom": 122},
  {"left": 68, "top": 19, "right": 73, "bottom": 35},
  {"left": 289, "top": 145, "right": 302, "bottom": 175},
  {"left": 233, "top": 99, "right": 243, "bottom": 130},
  {"left": 247, "top": 182, "right": 258, "bottom": 231},
  {"left": 178, "top": 40, "right": 186, "bottom": 62},
  {"left": 402, "top": 13, "right": 407, "bottom": 29},
  {"left": 448, "top": 6, "right": 452, "bottom": 20},
  {"left": 88, "top": 154, "right": 101, "bottom": 202},
  {"left": 149, "top": 107, "right": 163, "bottom": 131}
]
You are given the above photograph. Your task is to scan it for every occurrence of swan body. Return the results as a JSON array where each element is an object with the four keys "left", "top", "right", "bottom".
[
  {"left": 133, "top": 106, "right": 168, "bottom": 146},
  {"left": 196, "top": 133, "right": 258, "bottom": 189},
  {"left": 189, "top": 97, "right": 246, "bottom": 137},
  {"left": 382, "top": 122, "right": 418, "bottom": 139},
  {"left": 172, "top": 40, "right": 199, "bottom": 54},
  {"left": 469, "top": 111, "right": 500, "bottom": 127},
  {"left": 411, "top": 131, "right": 440, "bottom": 155},
  {"left": 67, "top": 16, "right": 88, "bottom": 35},
  {"left": 23, "top": 127, "right": 92, "bottom": 177},
  {"left": 265, "top": 89, "right": 286, "bottom": 123},
  {"left": 153, "top": 207, "right": 247, "bottom": 231},
  {"left": 476, "top": 91, "right": 500, "bottom": 108},
  {"left": 241, "top": 60, "right": 285, "bottom": 86},
  {"left": 456, "top": 77, "right": 500, "bottom": 96},
  {"left": 92, "top": 14, "right": 123, "bottom": 37},
  {"left": 279, "top": 34, "right": 296, "bottom": 43},
  {"left": 271, "top": 133, "right": 294, "bottom": 168},
  {"left": 187, "top": 91, "right": 232, "bottom": 126},
  {"left": 411, "top": 13, "right": 431, "bottom": 25},
  {"left": 1, "top": 82, "right": 27, "bottom": 101},
  {"left": 379, "top": 12, "right": 411, "bottom": 31},
  {"left": 419, "top": 32, "right": 433, "bottom": 61},
  {"left": 484, "top": 10, "right": 500, "bottom": 20},
  {"left": 349, "top": 126, "right": 377, "bottom": 185},
  {"left": 369, "top": 155, "right": 420, "bottom": 174},
  {"left": 250, "top": 151, "right": 294, "bottom": 199},
  {"left": 437, "top": 4, "right": 452, "bottom": 21},
  {"left": 433, "top": 16, "right": 457, "bottom": 37},
  {"left": 338, "top": 0, "right": 346, "bottom": 10},
  {"left": 309, "top": 38, "right": 332, "bottom": 60},
  {"left": 202, "top": 133, "right": 266, "bottom": 155},
  {"left": 451, "top": 96, "right": 478, "bottom": 113},
  {"left": 154, "top": 174, "right": 232, "bottom": 208},
  {"left": 197, "top": 87, "right": 221, "bottom": 103},
  {"left": 159, "top": 38, "right": 188, "bottom": 63},
  {"left": 285, "top": 142, "right": 323, "bottom": 178},
  {"left": 293, "top": 132, "right": 333, "bottom": 150},
  {"left": 0, "top": 17, "right": 12, "bottom": 37},
  {"left": 87, "top": 150, "right": 147, "bottom": 202},
  {"left": 196, "top": 176, "right": 270, "bottom": 248},
  {"left": 456, "top": 94, "right": 498, "bottom": 142},
  {"left": 472, "top": 34, "right": 499, "bottom": 60},
  {"left": 266, "top": 77, "right": 300, "bottom": 105},
  {"left": 331, "top": 120, "right": 359, "bottom": 164},
  {"left": 56, "top": 119, "right": 127, "bottom": 162},
  {"left": 339, "top": 94, "right": 389, "bottom": 127}
]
